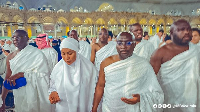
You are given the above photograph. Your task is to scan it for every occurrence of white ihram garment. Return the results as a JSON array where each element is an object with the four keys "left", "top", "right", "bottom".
[
  {"left": 49, "top": 54, "right": 97, "bottom": 112},
  {"left": 158, "top": 43, "right": 200, "bottom": 112},
  {"left": 133, "top": 40, "right": 155, "bottom": 61},
  {"left": 103, "top": 54, "right": 164, "bottom": 112},
  {"left": 41, "top": 48, "right": 58, "bottom": 72},
  {"left": 78, "top": 40, "right": 91, "bottom": 60},
  {"left": 9, "top": 45, "right": 51, "bottom": 112},
  {"left": 95, "top": 41, "right": 118, "bottom": 71},
  {"left": 149, "top": 34, "right": 161, "bottom": 49}
]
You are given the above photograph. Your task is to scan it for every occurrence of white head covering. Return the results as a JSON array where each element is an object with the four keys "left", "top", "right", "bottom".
[
  {"left": 2, "top": 44, "right": 11, "bottom": 51},
  {"left": 60, "top": 38, "right": 79, "bottom": 52}
]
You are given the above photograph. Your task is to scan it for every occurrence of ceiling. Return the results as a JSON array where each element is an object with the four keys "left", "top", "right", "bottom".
[{"left": 1, "top": 0, "right": 200, "bottom": 16}]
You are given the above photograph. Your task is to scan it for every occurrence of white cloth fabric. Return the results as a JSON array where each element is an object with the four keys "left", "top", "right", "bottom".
[
  {"left": 0, "top": 53, "right": 6, "bottom": 78},
  {"left": 148, "top": 34, "right": 161, "bottom": 49},
  {"left": 2, "top": 44, "right": 11, "bottom": 51},
  {"left": 3, "top": 44, "right": 16, "bottom": 53},
  {"left": 78, "top": 40, "right": 91, "bottom": 60},
  {"left": 157, "top": 43, "right": 200, "bottom": 112},
  {"left": 49, "top": 54, "right": 98, "bottom": 112},
  {"left": 41, "top": 48, "right": 58, "bottom": 72},
  {"left": 95, "top": 41, "right": 118, "bottom": 71},
  {"left": 10, "top": 44, "right": 17, "bottom": 52},
  {"left": 103, "top": 54, "right": 164, "bottom": 112},
  {"left": 133, "top": 40, "right": 155, "bottom": 61},
  {"left": 196, "top": 42, "right": 200, "bottom": 47},
  {"left": 159, "top": 42, "right": 166, "bottom": 48},
  {"left": 9, "top": 45, "right": 51, "bottom": 112},
  {"left": 60, "top": 38, "right": 79, "bottom": 52}
]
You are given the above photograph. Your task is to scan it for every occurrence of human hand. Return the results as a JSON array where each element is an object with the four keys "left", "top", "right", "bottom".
[
  {"left": 6, "top": 72, "right": 24, "bottom": 86},
  {"left": 121, "top": 94, "right": 140, "bottom": 104},
  {"left": 49, "top": 91, "right": 60, "bottom": 104}
]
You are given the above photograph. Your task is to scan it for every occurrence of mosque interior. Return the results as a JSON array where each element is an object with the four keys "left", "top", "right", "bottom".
[{"left": 0, "top": 0, "right": 200, "bottom": 39}]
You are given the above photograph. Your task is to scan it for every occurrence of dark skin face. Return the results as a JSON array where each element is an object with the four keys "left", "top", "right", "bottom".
[
  {"left": 171, "top": 22, "right": 192, "bottom": 46},
  {"left": 11, "top": 31, "right": 29, "bottom": 50},
  {"left": 61, "top": 48, "right": 76, "bottom": 65},
  {"left": 99, "top": 29, "right": 108, "bottom": 43},
  {"left": 116, "top": 33, "right": 135, "bottom": 60},
  {"left": 69, "top": 30, "right": 78, "bottom": 41},
  {"left": 150, "top": 20, "right": 192, "bottom": 74},
  {"left": 130, "top": 25, "right": 143, "bottom": 42},
  {"left": 90, "top": 28, "right": 108, "bottom": 64}
]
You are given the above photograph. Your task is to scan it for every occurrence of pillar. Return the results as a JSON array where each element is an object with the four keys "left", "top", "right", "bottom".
[
  {"left": 66, "top": 26, "right": 70, "bottom": 36},
  {"left": 25, "top": 25, "right": 32, "bottom": 38},
  {"left": 1, "top": 24, "right": 4, "bottom": 37},
  {"left": 54, "top": 24, "right": 57, "bottom": 38},
  {"left": 6, "top": 25, "right": 12, "bottom": 37}
]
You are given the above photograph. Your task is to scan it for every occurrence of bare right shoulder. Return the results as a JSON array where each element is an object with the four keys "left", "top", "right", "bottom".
[
  {"left": 150, "top": 44, "right": 172, "bottom": 74},
  {"left": 6, "top": 51, "right": 18, "bottom": 61},
  {"left": 101, "top": 55, "right": 119, "bottom": 69},
  {"left": 92, "top": 43, "right": 100, "bottom": 51}
]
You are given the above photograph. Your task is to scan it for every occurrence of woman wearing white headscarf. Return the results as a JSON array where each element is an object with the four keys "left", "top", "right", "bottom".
[{"left": 49, "top": 38, "right": 98, "bottom": 112}]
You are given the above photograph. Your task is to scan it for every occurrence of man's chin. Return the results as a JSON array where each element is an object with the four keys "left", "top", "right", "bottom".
[{"left": 120, "top": 54, "right": 130, "bottom": 60}]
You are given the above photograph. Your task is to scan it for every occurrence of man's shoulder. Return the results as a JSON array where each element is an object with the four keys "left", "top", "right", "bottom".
[
  {"left": 152, "top": 43, "right": 172, "bottom": 58},
  {"left": 92, "top": 43, "right": 100, "bottom": 49},
  {"left": 101, "top": 55, "right": 119, "bottom": 68}
]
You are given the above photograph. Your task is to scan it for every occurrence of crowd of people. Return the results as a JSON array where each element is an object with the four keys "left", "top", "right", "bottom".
[{"left": 0, "top": 19, "right": 200, "bottom": 112}]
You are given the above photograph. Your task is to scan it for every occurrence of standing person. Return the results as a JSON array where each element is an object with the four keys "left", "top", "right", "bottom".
[
  {"left": 150, "top": 19, "right": 200, "bottom": 112},
  {"left": 35, "top": 34, "right": 58, "bottom": 72},
  {"left": 143, "top": 31, "right": 149, "bottom": 40},
  {"left": 49, "top": 38, "right": 98, "bottom": 112},
  {"left": 0, "top": 46, "right": 6, "bottom": 88},
  {"left": 5, "top": 39, "right": 16, "bottom": 53},
  {"left": 129, "top": 23, "right": 155, "bottom": 61},
  {"left": 2, "top": 44, "right": 11, "bottom": 57},
  {"left": 191, "top": 28, "right": 200, "bottom": 45},
  {"left": 107, "top": 31, "right": 113, "bottom": 42},
  {"left": 52, "top": 40, "right": 62, "bottom": 62},
  {"left": 0, "top": 40, "right": 5, "bottom": 47},
  {"left": 92, "top": 32, "right": 164, "bottom": 112},
  {"left": 90, "top": 28, "right": 118, "bottom": 71},
  {"left": 0, "top": 30, "right": 51, "bottom": 112},
  {"left": 149, "top": 29, "right": 164, "bottom": 49},
  {"left": 68, "top": 30, "right": 91, "bottom": 60}
]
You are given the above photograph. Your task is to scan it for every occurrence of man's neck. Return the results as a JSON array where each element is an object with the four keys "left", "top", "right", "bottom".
[
  {"left": 172, "top": 42, "right": 189, "bottom": 48},
  {"left": 17, "top": 45, "right": 27, "bottom": 51},
  {"left": 98, "top": 42, "right": 108, "bottom": 47}
]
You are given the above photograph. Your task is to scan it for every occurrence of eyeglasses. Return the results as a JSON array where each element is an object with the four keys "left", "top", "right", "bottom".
[{"left": 117, "top": 41, "right": 134, "bottom": 46}]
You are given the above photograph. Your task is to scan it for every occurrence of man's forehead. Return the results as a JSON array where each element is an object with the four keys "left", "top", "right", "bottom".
[
  {"left": 70, "top": 31, "right": 77, "bottom": 34},
  {"left": 100, "top": 29, "right": 108, "bottom": 33},
  {"left": 118, "top": 35, "right": 132, "bottom": 40},
  {"left": 13, "top": 32, "right": 24, "bottom": 36},
  {"left": 132, "top": 25, "right": 142, "bottom": 29}
]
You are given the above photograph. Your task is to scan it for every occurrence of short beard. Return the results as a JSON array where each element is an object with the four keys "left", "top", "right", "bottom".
[
  {"left": 173, "top": 33, "right": 188, "bottom": 46},
  {"left": 135, "top": 38, "right": 142, "bottom": 42}
]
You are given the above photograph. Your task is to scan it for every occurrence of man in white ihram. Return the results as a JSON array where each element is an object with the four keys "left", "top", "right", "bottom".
[
  {"left": 0, "top": 30, "right": 51, "bottom": 112},
  {"left": 151, "top": 19, "right": 200, "bottom": 112},
  {"left": 92, "top": 32, "right": 164, "bottom": 112}
]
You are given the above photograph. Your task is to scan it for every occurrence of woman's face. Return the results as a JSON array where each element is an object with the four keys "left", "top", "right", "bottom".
[{"left": 61, "top": 48, "right": 76, "bottom": 65}]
